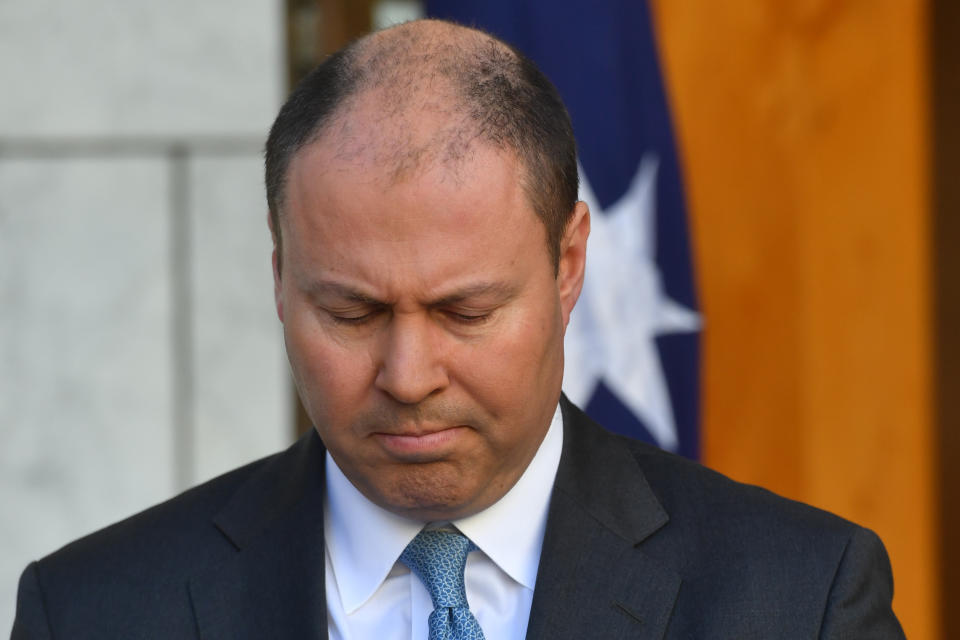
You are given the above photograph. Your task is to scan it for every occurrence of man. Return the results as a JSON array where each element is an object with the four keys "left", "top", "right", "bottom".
[{"left": 12, "top": 19, "right": 903, "bottom": 639}]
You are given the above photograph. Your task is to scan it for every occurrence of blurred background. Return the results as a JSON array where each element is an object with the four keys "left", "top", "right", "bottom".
[{"left": 1, "top": 1, "right": 955, "bottom": 638}]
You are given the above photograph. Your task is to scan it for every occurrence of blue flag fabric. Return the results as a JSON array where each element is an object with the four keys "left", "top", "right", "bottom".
[{"left": 425, "top": 0, "right": 702, "bottom": 459}]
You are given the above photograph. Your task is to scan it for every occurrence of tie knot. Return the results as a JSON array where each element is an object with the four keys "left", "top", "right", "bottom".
[{"left": 399, "top": 529, "right": 476, "bottom": 609}]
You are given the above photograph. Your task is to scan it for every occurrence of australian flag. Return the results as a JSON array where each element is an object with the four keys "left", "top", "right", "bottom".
[{"left": 426, "top": 0, "right": 702, "bottom": 459}]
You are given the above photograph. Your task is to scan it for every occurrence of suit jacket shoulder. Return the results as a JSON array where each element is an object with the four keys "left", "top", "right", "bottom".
[
  {"left": 11, "top": 432, "right": 329, "bottom": 640},
  {"left": 526, "top": 397, "right": 904, "bottom": 639}
]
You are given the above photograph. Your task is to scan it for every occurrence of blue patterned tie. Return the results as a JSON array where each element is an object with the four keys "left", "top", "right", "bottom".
[{"left": 399, "top": 529, "right": 487, "bottom": 640}]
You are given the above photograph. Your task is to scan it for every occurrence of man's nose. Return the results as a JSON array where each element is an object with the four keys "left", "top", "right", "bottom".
[{"left": 374, "top": 313, "right": 449, "bottom": 404}]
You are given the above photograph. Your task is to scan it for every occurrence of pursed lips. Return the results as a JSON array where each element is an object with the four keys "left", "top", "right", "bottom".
[{"left": 372, "top": 425, "right": 470, "bottom": 457}]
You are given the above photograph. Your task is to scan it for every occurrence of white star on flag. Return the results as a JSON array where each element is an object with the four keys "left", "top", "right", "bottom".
[{"left": 562, "top": 153, "right": 701, "bottom": 451}]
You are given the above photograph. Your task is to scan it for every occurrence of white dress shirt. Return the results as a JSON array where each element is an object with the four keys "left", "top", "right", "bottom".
[{"left": 324, "top": 405, "right": 564, "bottom": 640}]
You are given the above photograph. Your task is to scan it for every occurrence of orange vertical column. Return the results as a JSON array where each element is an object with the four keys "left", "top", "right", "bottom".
[{"left": 648, "top": 1, "right": 937, "bottom": 638}]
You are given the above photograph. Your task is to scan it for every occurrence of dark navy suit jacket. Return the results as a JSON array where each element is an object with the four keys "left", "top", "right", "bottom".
[{"left": 11, "top": 398, "right": 905, "bottom": 638}]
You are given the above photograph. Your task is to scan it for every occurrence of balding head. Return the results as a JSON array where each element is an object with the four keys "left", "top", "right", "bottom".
[{"left": 265, "top": 19, "right": 578, "bottom": 272}]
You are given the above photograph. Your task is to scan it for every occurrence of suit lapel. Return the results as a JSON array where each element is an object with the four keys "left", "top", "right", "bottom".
[
  {"left": 189, "top": 432, "right": 329, "bottom": 640},
  {"left": 526, "top": 398, "right": 681, "bottom": 639},
  {"left": 184, "top": 399, "right": 680, "bottom": 639}
]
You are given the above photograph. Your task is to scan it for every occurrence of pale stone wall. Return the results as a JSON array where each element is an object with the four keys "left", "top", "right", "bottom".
[{"left": 0, "top": 1, "right": 289, "bottom": 630}]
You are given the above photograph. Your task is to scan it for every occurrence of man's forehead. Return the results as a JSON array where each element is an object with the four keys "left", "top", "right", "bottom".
[
  {"left": 288, "top": 126, "right": 523, "bottom": 219},
  {"left": 282, "top": 129, "right": 545, "bottom": 269}
]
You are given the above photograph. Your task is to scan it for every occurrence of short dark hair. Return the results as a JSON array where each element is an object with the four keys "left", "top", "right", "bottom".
[{"left": 264, "top": 20, "right": 578, "bottom": 272}]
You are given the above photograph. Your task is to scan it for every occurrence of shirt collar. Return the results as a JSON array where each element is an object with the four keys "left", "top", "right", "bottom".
[
  {"left": 454, "top": 405, "right": 562, "bottom": 590},
  {"left": 324, "top": 404, "right": 564, "bottom": 613},
  {"left": 324, "top": 452, "right": 423, "bottom": 614}
]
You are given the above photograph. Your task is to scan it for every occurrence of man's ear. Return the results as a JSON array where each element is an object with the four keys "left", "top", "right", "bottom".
[
  {"left": 557, "top": 200, "right": 590, "bottom": 329},
  {"left": 268, "top": 211, "right": 284, "bottom": 323}
]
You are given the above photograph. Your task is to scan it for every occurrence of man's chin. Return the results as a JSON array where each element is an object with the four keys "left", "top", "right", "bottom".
[
  {"left": 387, "top": 500, "right": 485, "bottom": 523},
  {"left": 365, "top": 472, "right": 491, "bottom": 522}
]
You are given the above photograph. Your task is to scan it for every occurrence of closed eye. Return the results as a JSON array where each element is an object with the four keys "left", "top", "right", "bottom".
[
  {"left": 444, "top": 310, "right": 493, "bottom": 325},
  {"left": 327, "top": 307, "right": 385, "bottom": 325},
  {"left": 331, "top": 314, "right": 373, "bottom": 325}
]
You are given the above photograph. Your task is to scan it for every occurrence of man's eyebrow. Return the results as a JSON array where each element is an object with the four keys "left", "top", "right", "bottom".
[
  {"left": 427, "top": 282, "right": 518, "bottom": 307},
  {"left": 304, "top": 280, "right": 518, "bottom": 307},
  {"left": 305, "top": 281, "right": 383, "bottom": 305}
]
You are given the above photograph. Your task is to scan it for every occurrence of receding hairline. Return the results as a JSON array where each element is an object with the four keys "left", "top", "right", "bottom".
[
  {"left": 282, "top": 22, "right": 513, "bottom": 191},
  {"left": 289, "top": 91, "right": 520, "bottom": 197},
  {"left": 301, "top": 21, "right": 525, "bottom": 190},
  {"left": 266, "top": 18, "right": 579, "bottom": 271}
]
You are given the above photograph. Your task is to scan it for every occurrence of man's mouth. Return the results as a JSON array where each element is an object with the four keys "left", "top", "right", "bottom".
[{"left": 372, "top": 425, "right": 470, "bottom": 458}]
